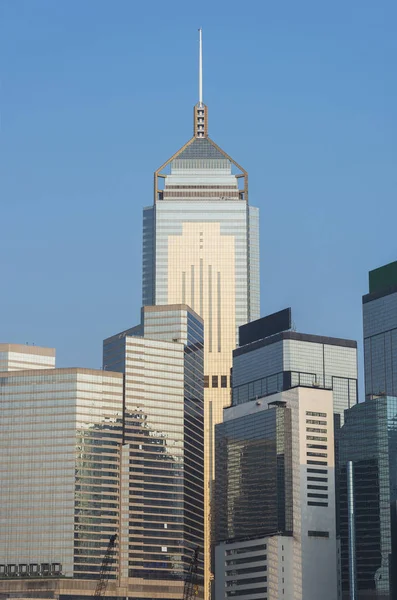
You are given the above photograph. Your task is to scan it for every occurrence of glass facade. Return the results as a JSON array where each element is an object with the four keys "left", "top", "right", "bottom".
[
  {"left": 214, "top": 387, "right": 338, "bottom": 600},
  {"left": 0, "top": 368, "right": 123, "bottom": 580},
  {"left": 215, "top": 406, "right": 293, "bottom": 542},
  {"left": 232, "top": 331, "right": 358, "bottom": 422},
  {"left": 339, "top": 396, "right": 397, "bottom": 599},
  {"left": 103, "top": 305, "right": 205, "bottom": 593},
  {"left": 363, "top": 284, "right": 397, "bottom": 400}
]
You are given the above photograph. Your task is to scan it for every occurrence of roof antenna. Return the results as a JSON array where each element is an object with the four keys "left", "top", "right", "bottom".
[{"left": 199, "top": 28, "right": 203, "bottom": 107}]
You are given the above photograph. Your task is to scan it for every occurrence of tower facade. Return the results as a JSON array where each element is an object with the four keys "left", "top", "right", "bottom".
[
  {"left": 103, "top": 304, "right": 205, "bottom": 599},
  {"left": 339, "top": 396, "right": 397, "bottom": 599},
  {"left": 363, "top": 260, "right": 397, "bottom": 399},
  {"left": 214, "top": 387, "right": 338, "bottom": 600},
  {"left": 142, "top": 34, "right": 260, "bottom": 595}
]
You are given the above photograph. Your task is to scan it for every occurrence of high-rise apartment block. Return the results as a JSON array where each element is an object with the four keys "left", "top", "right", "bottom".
[
  {"left": 142, "top": 39, "right": 260, "bottom": 592},
  {"left": 363, "top": 260, "right": 397, "bottom": 399},
  {"left": 0, "top": 305, "right": 204, "bottom": 600},
  {"left": 339, "top": 395, "right": 397, "bottom": 599}
]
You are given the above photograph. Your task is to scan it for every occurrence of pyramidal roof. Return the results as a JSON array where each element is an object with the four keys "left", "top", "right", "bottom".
[{"left": 175, "top": 138, "right": 228, "bottom": 161}]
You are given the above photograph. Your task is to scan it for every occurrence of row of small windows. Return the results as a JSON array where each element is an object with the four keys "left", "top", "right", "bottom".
[
  {"left": 226, "top": 544, "right": 266, "bottom": 556},
  {"left": 204, "top": 375, "right": 229, "bottom": 388},
  {"left": 306, "top": 411, "right": 327, "bottom": 418}
]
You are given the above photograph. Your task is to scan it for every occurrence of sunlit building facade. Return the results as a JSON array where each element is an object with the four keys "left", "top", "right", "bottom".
[
  {"left": 0, "top": 343, "right": 55, "bottom": 371},
  {"left": 0, "top": 363, "right": 124, "bottom": 598},
  {"left": 142, "top": 100, "right": 260, "bottom": 593},
  {"left": 0, "top": 306, "right": 204, "bottom": 600},
  {"left": 103, "top": 304, "right": 205, "bottom": 599}
]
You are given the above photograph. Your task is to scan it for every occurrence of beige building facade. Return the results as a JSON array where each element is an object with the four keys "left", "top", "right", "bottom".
[{"left": 0, "top": 343, "right": 55, "bottom": 371}]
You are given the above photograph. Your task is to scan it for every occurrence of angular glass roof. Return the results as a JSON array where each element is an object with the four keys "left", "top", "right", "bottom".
[{"left": 175, "top": 138, "right": 227, "bottom": 161}]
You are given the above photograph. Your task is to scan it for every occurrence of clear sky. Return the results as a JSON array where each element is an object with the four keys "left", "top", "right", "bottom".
[{"left": 1, "top": 0, "right": 396, "bottom": 393}]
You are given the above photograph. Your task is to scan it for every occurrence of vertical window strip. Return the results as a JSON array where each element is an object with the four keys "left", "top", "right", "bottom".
[
  {"left": 191, "top": 265, "right": 195, "bottom": 311},
  {"left": 208, "top": 265, "right": 212, "bottom": 353},
  {"left": 182, "top": 272, "right": 186, "bottom": 305},
  {"left": 217, "top": 272, "right": 221, "bottom": 353},
  {"left": 200, "top": 259, "right": 203, "bottom": 317}
]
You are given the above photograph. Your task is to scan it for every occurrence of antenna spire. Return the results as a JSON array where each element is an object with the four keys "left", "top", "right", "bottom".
[
  {"left": 193, "top": 28, "right": 207, "bottom": 137},
  {"left": 199, "top": 28, "right": 203, "bottom": 107}
]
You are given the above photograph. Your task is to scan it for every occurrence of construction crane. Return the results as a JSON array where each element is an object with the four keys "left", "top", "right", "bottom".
[
  {"left": 183, "top": 546, "right": 200, "bottom": 600},
  {"left": 93, "top": 534, "right": 117, "bottom": 600}
]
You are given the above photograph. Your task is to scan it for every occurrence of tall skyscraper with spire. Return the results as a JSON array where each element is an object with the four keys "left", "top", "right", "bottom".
[{"left": 142, "top": 30, "right": 260, "bottom": 596}]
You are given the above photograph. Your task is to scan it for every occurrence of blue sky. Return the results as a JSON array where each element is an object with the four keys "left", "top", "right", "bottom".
[{"left": 1, "top": 0, "right": 396, "bottom": 392}]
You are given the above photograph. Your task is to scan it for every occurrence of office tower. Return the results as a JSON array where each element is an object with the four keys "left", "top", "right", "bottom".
[
  {"left": 235, "top": 308, "right": 358, "bottom": 422},
  {"left": 103, "top": 304, "right": 205, "bottom": 598},
  {"left": 142, "top": 32, "right": 260, "bottom": 592},
  {"left": 213, "top": 310, "right": 358, "bottom": 599},
  {"left": 0, "top": 305, "right": 204, "bottom": 600},
  {"left": 363, "top": 260, "right": 397, "bottom": 399},
  {"left": 214, "top": 386, "right": 338, "bottom": 600},
  {"left": 0, "top": 362, "right": 124, "bottom": 598},
  {"left": 339, "top": 396, "right": 397, "bottom": 599},
  {"left": 0, "top": 343, "right": 55, "bottom": 371}
]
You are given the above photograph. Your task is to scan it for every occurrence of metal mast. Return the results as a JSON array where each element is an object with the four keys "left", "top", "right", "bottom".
[
  {"left": 199, "top": 28, "right": 203, "bottom": 107},
  {"left": 93, "top": 534, "right": 117, "bottom": 600},
  {"left": 183, "top": 546, "right": 200, "bottom": 600}
]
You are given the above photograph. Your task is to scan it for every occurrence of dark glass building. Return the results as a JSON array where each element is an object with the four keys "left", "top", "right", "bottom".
[
  {"left": 339, "top": 396, "right": 397, "bottom": 599},
  {"left": 363, "top": 260, "right": 397, "bottom": 399},
  {"left": 215, "top": 403, "right": 293, "bottom": 542}
]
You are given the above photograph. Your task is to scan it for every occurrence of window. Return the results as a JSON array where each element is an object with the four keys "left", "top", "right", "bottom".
[
  {"left": 306, "top": 411, "right": 327, "bottom": 417},
  {"left": 308, "top": 531, "right": 329, "bottom": 538},
  {"left": 212, "top": 376, "right": 218, "bottom": 388},
  {"left": 307, "top": 444, "right": 327, "bottom": 449},
  {"left": 221, "top": 375, "right": 227, "bottom": 388},
  {"left": 306, "top": 428, "right": 327, "bottom": 435},
  {"left": 204, "top": 376, "right": 209, "bottom": 388},
  {"left": 307, "top": 468, "right": 327, "bottom": 474},
  {"left": 308, "top": 501, "right": 328, "bottom": 507}
]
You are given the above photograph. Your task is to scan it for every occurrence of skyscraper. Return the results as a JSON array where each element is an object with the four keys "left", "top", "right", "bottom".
[
  {"left": 142, "top": 31, "right": 260, "bottom": 592},
  {"left": 213, "top": 311, "right": 358, "bottom": 599},
  {"left": 339, "top": 396, "right": 397, "bottom": 599},
  {"left": 0, "top": 360, "right": 124, "bottom": 597},
  {"left": 214, "top": 388, "right": 338, "bottom": 600},
  {"left": 103, "top": 304, "right": 205, "bottom": 598},
  {"left": 363, "top": 260, "right": 397, "bottom": 399}
]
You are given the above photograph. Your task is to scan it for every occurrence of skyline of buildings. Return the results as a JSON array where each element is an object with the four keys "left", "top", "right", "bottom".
[
  {"left": 1, "top": 28, "right": 397, "bottom": 600},
  {"left": 0, "top": 305, "right": 205, "bottom": 600}
]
